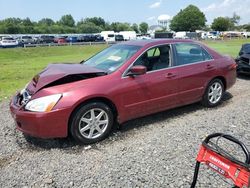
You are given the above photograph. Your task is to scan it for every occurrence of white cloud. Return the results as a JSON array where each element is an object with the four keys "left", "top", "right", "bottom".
[
  {"left": 201, "top": 0, "right": 250, "bottom": 24},
  {"left": 147, "top": 16, "right": 156, "bottom": 21},
  {"left": 149, "top": 0, "right": 162, "bottom": 9}
]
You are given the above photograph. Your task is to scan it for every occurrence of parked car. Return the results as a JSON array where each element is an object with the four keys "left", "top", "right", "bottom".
[
  {"left": 37, "top": 35, "right": 55, "bottom": 43},
  {"left": 18, "top": 36, "right": 35, "bottom": 45},
  {"left": 95, "top": 34, "right": 104, "bottom": 42},
  {"left": 236, "top": 43, "right": 250, "bottom": 75},
  {"left": 66, "top": 36, "right": 78, "bottom": 43},
  {"left": 77, "top": 35, "right": 90, "bottom": 42},
  {"left": 10, "top": 39, "right": 237, "bottom": 144},
  {"left": 207, "top": 34, "right": 218, "bottom": 39},
  {"left": 0, "top": 36, "right": 19, "bottom": 48},
  {"left": 54, "top": 37, "right": 67, "bottom": 44},
  {"left": 115, "top": 34, "right": 124, "bottom": 41}
]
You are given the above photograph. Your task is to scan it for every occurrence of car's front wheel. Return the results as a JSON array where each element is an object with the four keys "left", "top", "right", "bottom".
[
  {"left": 70, "top": 102, "right": 114, "bottom": 144},
  {"left": 202, "top": 79, "right": 224, "bottom": 107}
]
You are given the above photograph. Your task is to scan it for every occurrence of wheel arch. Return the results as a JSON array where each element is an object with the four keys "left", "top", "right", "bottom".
[{"left": 211, "top": 76, "right": 227, "bottom": 90}]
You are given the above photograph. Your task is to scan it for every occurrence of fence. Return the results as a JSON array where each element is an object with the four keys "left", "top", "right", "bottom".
[{"left": 23, "top": 41, "right": 118, "bottom": 48}]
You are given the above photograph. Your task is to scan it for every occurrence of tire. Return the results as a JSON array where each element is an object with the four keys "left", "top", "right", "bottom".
[
  {"left": 201, "top": 79, "right": 225, "bottom": 107},
  {"left": 70, "top": 102, "right": 114, "bottom": 144}
]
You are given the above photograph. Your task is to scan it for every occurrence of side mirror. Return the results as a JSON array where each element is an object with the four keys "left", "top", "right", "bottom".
[{"left": 127, "top": 65, "right": 147, "bottom": 77}]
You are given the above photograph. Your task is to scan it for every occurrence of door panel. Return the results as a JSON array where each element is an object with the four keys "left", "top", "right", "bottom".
[
  {"left": 173, "top": 43, "right": 216, "bottom": 104},
  {"left": 174, "top": 61, "right": 215, "bottom": 104},
  {"left": 120, "top": 69, "right": 179, "bottom": 121}
]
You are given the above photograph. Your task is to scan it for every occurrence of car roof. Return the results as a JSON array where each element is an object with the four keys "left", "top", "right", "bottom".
[
  {"left": 122, "top": 39, "right": 194, "bottom": 47},
  {"left": 242, "top": 43, "right": 250, "bottom": 48}
]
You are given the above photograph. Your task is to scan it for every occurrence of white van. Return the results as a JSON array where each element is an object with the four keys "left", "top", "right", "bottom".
[
  {"left": 174, "top": 31, "right": 188, "bottom": 39},
  {"left": 100, "top": 31, "right": 115, "bottom": 42},
  {"left": 119, "top": 31, "right": 136, "bottom": 41}
]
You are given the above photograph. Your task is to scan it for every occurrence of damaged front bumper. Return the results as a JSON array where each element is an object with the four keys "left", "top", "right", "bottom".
[{"left": 10, "top": 94, "right": 70, "bottom": 138}]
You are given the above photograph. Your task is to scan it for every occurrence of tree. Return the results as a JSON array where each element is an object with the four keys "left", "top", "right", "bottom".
[
  {"left": 243, "top": 24, "right": 250, "bottom": 31},
  {"left": 59, "top": 14, "right": 75, "bottom": 27},
  {"left": 230, "top": 12, "right": 240, "bottom": 26},
  {"left": 1, "top": 18, "right": 22, "bottom": 25},
  {"left": 131, "top": 23, "right": 139, "bottom": 33},
  {"left": 82, "top": 17, "right": 106, "bottom": 28},
  {"left": 0, "top": 18, "right": 23, "bottom": 34},
  {"left": 139, "top": 22, "right": 148, "bottom": 34},
  {"left": 77, "top": 22, "right": 102, "bottom": 33},
  {"left": 110, "top": 22, "right": 132, "bottom": 32},
  {"left": 38, "top": 18, "right": 55, "bottom": 26},
  {"left": 211, "top": 17, "right": 233, "bottom": 31},
  {"left": 5, "top": 24, "right": 20, "bottom": 34},
  {"left": 170, "top": 5, "right": 206, "bottom": 32}
]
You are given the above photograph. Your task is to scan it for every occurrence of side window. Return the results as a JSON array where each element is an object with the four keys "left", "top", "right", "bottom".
[
  {"left": 175, "top": 43, "right": 212, "bottom": 66},
  {"left": 147, "top": 48, "right": 160, "bottom": 57},
  {"left": 133, "top": 45, "right": 171, "bottom": 72},
  {"left": 202, "top": 48, "right": 213, "bottom": 61}
]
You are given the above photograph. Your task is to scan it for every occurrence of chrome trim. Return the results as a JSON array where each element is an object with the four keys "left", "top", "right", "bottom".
[{"left": 122, "top": 42, "right": 214, "bottom": 79}]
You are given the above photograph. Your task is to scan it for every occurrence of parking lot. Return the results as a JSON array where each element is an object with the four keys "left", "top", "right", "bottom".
[{"left": 0, "top": 76, "right": 249, "bottom": 187}]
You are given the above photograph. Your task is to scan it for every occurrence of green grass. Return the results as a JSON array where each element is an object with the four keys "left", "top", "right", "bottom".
[
  {"left": 0, "top": 39, "right": 250, "bottom": 101},
  {"left": 0, "top": 45, "right": 107, "bottom": 101},
  {"left": 203, "top": 38, "right": 250, "bottom": 57}
]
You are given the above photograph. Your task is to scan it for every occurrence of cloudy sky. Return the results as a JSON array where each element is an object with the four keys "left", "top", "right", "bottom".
[{"left": 0, "top": 0, "right": 250, "bottom": 25}]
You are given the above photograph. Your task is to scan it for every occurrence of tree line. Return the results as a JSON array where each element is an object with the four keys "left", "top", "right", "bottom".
[
  {"left": 1, "top": 4, "right": 250, "bottom": 34},
  {"left": 0, "top": 15, "right": 149, "bottom": 34},
  {"left": 169, "top": 5, "right": 249, "bottom": 32}
]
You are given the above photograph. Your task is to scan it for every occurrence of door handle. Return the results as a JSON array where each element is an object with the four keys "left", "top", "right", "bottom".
[
  {"left": 165, "top": 73, "right": 176, "bottom": 78},
  {"left": 206, "top": 64, "right": 215, "bottom": 70}
]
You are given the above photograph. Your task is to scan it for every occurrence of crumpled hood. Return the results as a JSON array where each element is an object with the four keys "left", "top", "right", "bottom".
[{"left": 26, "top": 63, "right": 106, "bottom": 94}]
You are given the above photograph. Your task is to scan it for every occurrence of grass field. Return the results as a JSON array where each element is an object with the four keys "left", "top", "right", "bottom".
[
  {"left": 203, "top": 39, "right": 250, "bottom": 57},
  {"left": 0, "top": 45, "right": 107, "bottom": 101},
  {"left": 0, "top": 39, "right": 250, "bottom": 101}
]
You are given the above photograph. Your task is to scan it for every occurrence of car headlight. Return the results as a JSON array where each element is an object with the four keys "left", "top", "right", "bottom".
[{"left": 25, "top": 94, "right": 62, "bottom": 112}]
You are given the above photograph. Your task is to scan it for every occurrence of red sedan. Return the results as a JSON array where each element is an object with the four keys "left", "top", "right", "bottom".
[
  {"left": 54, "top": 37, "right": 67, "bottom": 44},
  {"left": 10, "top": 39, "right": 237, "bottom": 144}
]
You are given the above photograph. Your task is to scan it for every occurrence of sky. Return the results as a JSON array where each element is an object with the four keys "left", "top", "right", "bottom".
[{"left": 0, "top": 0, "right": 250, "bottom": 25}]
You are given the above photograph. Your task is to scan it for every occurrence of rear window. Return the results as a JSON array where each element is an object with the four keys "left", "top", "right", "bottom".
[
  {"left": 108, "top": 34, "right": 114, "bottom": 37},
  {"left": 22, "top": 36, "right": 32, "bottom": 39},
  {"left": 3, "top": 37, "right": 14, "bottom": 40}
]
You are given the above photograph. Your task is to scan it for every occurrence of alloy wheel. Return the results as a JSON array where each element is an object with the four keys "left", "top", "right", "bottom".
[
  {"left": 208, "top": 82, "right": 223, "bottom": 104},
  {"left": 78, "top": 108, "right": 109, "bottom": 139}
]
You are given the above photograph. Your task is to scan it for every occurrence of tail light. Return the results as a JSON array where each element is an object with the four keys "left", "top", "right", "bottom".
[{"left": 228, "top": 63, "right": 237, "bottom": 70}]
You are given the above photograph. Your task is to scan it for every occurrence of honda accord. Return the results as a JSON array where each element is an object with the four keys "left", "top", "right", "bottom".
[{"left": 10, "top": 39, "right": 237, "bottom": 144}]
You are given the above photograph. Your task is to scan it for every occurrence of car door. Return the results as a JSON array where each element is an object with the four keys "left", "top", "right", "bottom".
[
  {"left": 172, "top": 43, "right": 216, "bottom": 104},
  {"left": 119, "top": 45, "right": 180, "bottom": 121}
]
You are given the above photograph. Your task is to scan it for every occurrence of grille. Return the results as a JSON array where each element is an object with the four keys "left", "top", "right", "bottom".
[
  {"left": 16, "top": 89, "right": 31, "bottom": 106},
  {"left": 240, "top": 57, "right": 250, "bottom": 65}
]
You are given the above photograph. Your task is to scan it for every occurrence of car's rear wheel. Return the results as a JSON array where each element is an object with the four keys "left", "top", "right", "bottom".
[
  {"left": 201, "top": 79, "right": 224, "bottom": 107},
  {"left": 70, "top": 102, "right": 113, "bottom": 144}
]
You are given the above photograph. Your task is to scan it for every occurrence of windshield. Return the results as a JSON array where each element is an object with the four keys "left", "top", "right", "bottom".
[{"left": 83, "top": 44, "right": 141, "bottom": 73}]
